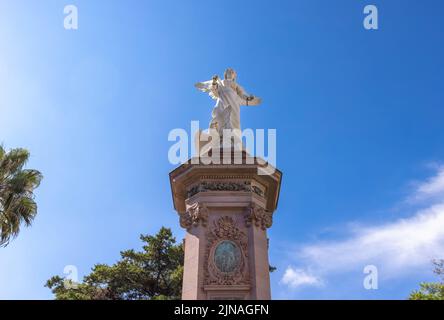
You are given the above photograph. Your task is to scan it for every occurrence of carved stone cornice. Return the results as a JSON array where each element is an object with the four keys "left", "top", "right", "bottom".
[
  {"left": 170, "top": 160, "right": 282, "bottom": 214},
  {"left": 244, "top": 203, "right": 273, "bottom": 230},
  {"left": 179, "top": 203, "right": 208, "bottom": 230}
]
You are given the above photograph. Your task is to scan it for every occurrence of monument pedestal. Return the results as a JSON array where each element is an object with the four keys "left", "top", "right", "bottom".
[{"left": 170, "top": 149, "right": 282, "bottom": 300}]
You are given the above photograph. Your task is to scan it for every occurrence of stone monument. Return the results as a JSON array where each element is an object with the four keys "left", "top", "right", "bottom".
[{"left": 170, "top": 69, "right": 282, "bottom": 300}]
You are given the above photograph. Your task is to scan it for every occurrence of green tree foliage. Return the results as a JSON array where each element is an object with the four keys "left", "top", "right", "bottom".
[
  {"left": 45, "top": 227, "right": 184, "bottom": 300},
  {"left": 409, "top": 259, "right": 444, "bottom": 300},
  {"left": 0, "top": 146, "right": 42, "bottom": 246}
]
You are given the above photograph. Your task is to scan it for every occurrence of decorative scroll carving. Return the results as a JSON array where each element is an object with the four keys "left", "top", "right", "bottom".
[
  {"left": 204, "top": 216, "right": 249, "bottom": 286},
  {"left": 179, "top": 203, "right": 208, "bottom": 229},
  {"left": 187, "top": 181, "right": 264, "bottom": 198},
  {"left": 244, "top": 203, "right": 273, "bottom": 230}
]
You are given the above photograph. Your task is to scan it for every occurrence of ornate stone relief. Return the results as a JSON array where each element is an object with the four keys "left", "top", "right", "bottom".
[
  {"left": 251, "top": 185, "right": 264, "bottom": 197},
  {"left": 179, "top": 203, "right": 208, "bottom": 229},
  {"left": 204, "top": 216, "right": 249, "bottom": 286},
  {"left": 187, "top": 180, "right": 264, "bottom": 198},
  {"left": 244, "top": 203, "right": 273, "bottom": 230}
]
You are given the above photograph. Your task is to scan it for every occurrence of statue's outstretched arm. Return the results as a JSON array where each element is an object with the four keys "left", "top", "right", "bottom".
[
  {"left": 245, "top": 95, "right": 262, "bottom": 106},
  {"left": 235, "top": 83, "right": 261, "bottom": 106},
  {"left": 195, "top": 80, "right": 219, "bottom": 100}
]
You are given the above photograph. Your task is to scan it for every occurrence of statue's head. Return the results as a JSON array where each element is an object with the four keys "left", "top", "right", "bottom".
[{"left": 224, "top": 68, "right": 237, "bottom": 81}]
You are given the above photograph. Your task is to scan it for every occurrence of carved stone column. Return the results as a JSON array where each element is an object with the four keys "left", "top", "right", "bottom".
[{"left": 170, "top": 150, "right": 282, "bottom": 300}]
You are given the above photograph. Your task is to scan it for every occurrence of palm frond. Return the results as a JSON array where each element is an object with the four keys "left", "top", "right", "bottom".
[{"left": 0, "top": 147, "right": 42, "bottom": 247}]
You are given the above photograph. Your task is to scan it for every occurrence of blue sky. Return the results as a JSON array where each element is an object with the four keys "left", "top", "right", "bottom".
[{"left": 1, "top": 0, "right": 444, "bottom": 299}]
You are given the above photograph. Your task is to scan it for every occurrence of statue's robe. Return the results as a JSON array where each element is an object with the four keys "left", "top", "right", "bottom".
[{"left": 195, "top": 78, "right": 260, "bottom": 136}]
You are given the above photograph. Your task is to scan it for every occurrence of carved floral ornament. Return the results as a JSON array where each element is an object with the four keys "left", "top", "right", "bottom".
[
  {"left": 187, "top": 180, "right": 264, "bottom": 198},
  {"left": 204, "top": 216, "right": 249, "bottom": 286},
  {"left": 179, "top": 203, "right": 208, "bottom": 229},
  {"left": 244, "top": 203, "right": 273, "bottom": 230},
  {"left": 179, "top": 202, "right": 273, "bottom": 230}
]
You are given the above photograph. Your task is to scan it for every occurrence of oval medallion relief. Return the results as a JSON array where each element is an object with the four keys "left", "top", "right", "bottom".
[{"left": 213, "top": 240, "right": 241, "bottom": 273}]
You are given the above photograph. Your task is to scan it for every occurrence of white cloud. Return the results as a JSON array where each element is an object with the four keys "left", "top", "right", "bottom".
[
  {"left": 410, "top": 165, "right": 444, "bottom": 203},
  {"left": 281, "top": 166, "right": 444, "bottom": 289},
  {"left": 300, "top": 204, "right": 444, "bottom": 274},
  {"left": 281, "top": 267, "right": 322, "bottom": 288}
]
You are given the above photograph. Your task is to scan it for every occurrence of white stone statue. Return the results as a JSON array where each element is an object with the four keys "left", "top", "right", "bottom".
[{"left": 195, "top": 68, "right": 261, "bottom": 136}]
